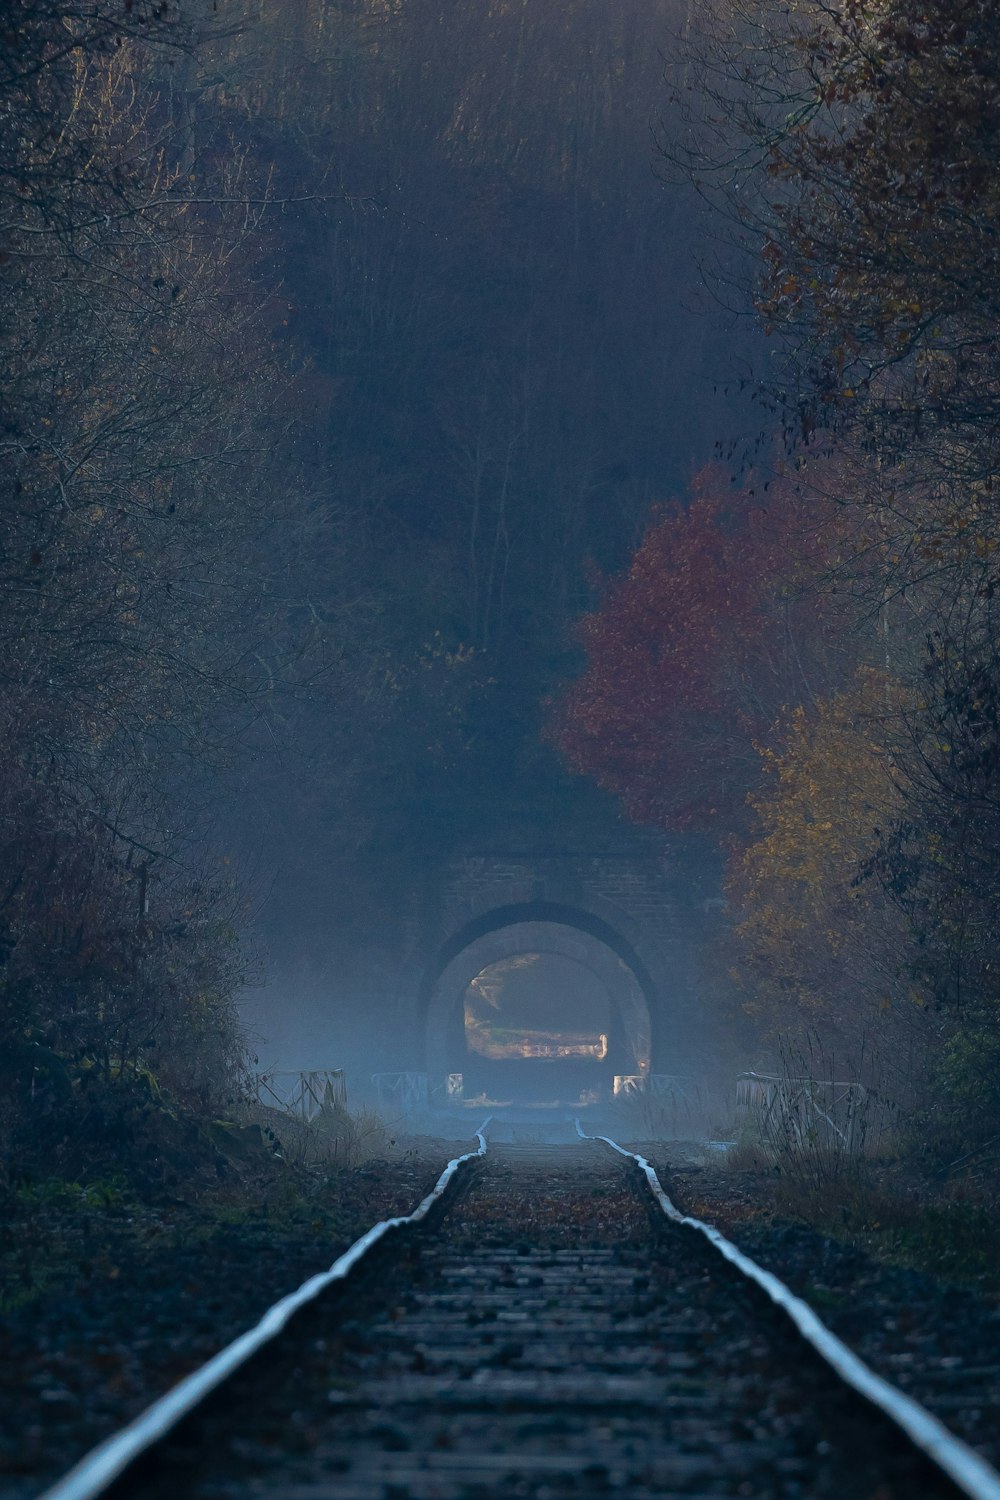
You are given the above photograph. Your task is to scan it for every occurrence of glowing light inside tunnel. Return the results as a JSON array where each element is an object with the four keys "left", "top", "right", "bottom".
[{"left": 464, "top": 952, "right": 613, "bottom": 1062}]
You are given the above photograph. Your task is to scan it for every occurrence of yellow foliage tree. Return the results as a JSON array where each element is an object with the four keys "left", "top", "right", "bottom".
[{"left": 727, "top": 672, "right": 924, "bottom": 1079}]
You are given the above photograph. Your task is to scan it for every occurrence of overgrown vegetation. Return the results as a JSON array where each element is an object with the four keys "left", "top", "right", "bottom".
[
  {"left": 0, "top": 1, "right": 401, "bottom": 1184},
  {"left": 555, "top": 0, "right": 1000, "bottom": 1189},
  {"left": 7, "top": 0, "right": 999, "bottom": 1218},
  {"left": 3, "top": 0, "right": 738, "bottom": 1186}
]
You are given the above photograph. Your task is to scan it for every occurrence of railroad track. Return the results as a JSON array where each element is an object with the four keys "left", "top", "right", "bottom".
[{"left": 42, "top": 1127, "right": 1000, "bottom": 1500}]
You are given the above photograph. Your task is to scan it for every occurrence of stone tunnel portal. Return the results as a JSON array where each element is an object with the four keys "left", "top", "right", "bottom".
[{"left": 422, "top": 904, "right": 654, "bottom": 1104}]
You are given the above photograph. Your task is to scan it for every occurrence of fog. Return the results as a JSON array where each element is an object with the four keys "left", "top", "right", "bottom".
[
  {"left": 210, "top": 0, "right": 763, "bottom": 1106},
  {"left": 6, "top": 7, "right": 999, "bottom": 1491}
]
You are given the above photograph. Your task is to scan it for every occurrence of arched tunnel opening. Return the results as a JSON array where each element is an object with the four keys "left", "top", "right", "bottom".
[
  {"left": 463, "top": 951, "right": 614, "bottom": 1102},
  {"left": 423, "top": 907, "right": 654, "bottom": 1106}
]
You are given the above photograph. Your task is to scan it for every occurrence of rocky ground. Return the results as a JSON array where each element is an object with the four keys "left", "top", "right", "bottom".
[
  {"left": 0, "top": 1138, "right": 472, "bottom": 1496},
  {"left": 647, "top": 1146, "right": 1000, "bottom": 1474}
]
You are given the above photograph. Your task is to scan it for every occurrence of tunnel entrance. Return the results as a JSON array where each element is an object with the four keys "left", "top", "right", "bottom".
[
  {"left": 423, "top": 907, "right": 653, "bottom": 1105},
  {"left": 463, "top": 951, "right": 613, "bottom": 1102}
]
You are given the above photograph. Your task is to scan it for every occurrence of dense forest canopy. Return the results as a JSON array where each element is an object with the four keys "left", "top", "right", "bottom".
[
  {"left": 207, "top": 0, "right": 762, "bottom": 993},
  {"left": 4, "top": 0, "right": 999, "bottom": 1183},
  {"left": 556, "top": 0, "right": 1000, "bottom": 1157},
  {"left": 1, "top": 0, "right": 756, "bottom": 1165},
  {"left": 221, "top": 0, "right": 755, "bottom": 842}
]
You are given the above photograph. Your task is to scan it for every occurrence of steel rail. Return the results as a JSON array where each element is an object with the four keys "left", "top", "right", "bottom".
[
  {"left": 40, "top": 1124, "right": 491, "bottom": 1500},
  {"left": 576, "top": 1120, "right": 1000, "bottom": 1500}
]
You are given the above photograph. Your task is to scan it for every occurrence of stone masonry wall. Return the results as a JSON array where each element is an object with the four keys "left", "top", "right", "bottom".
[{"left": 387, "top": 844, "right": 706, "bottom": 1075}]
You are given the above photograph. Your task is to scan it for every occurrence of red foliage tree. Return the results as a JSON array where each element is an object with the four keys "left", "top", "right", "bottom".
[{"left": 553, "top": 470, "right": 850, "bottom": 832}]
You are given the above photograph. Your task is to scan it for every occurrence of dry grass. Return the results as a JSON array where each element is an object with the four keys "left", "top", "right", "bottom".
[
  {"left": 241, "top": 1101, "right": 391, "bottom": 1172},
  {"left": 721, "top": 1125, "right": 1000, "bottom": 1291}
]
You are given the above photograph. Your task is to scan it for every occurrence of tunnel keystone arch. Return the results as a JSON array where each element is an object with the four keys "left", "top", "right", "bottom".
[
  {"left": 391, "top": 849, "right": 701, "bottom": 1090},
  {"left": 424, "top": 914, "right": 653, "bottom": 1087}
]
